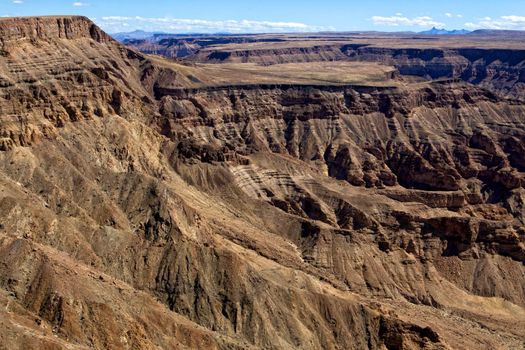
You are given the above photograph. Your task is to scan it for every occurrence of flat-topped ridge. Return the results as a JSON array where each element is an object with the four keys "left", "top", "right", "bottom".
[{"left": 0, "top": 16, "right": 112, "bottom": 45}]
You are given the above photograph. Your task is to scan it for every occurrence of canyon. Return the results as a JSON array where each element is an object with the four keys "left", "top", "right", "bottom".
[
  {"left": 123, "top": 31, "right": 525, "bottom": 99},
  {"left": 0, "top": 16, "right": 524, "bottom": 349}
]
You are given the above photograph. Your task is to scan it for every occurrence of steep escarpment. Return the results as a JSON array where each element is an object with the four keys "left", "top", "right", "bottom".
[
  {"left": 156, "top": 81, "right": 525, "bottom": 267},
  {"left": 121, "top": 35, "right": 288, "bottom": 59},
  {"left": 191, "top": 45, "right": 350, "bottom": 65},
  {"left": 156, "top": 82, "right": 519, "bottom": 192},
  {"left": 0, "top": 16, "right": 112, "bottom": 46},
  {"left": 0, "top": 16, "right": 156, "bottom": 152},
  {"left": 1, "top": 16, "right": 525, "bottom": 350},
  {"left": 342, "top": 45, "right": 525, "bottom": 98}
]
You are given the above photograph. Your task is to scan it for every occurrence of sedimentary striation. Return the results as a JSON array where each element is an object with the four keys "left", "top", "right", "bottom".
[{"left": 0, "top": 16, "right": 524, "bottom": 349}]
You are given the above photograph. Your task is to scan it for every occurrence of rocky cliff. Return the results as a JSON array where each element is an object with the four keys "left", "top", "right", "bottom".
[
  {"left": 0, "top": 16, "right": 524, "bottom": 350},
  {"left": 121, "top": 35, "right": 288, "bottom": 59},
  {"left": 156, "top": 82, "right": 525, "bottom": 259},
  {"left": 343, "top": 45, "right": 525, "bottom": 98}
]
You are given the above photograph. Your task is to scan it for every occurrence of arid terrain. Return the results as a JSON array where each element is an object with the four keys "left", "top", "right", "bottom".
[
  {"left": 125, "top": 30, "right": 525, "bottom": 98},
  {"left": 0, "top": 16, "right": 525, "bottom": 349}
]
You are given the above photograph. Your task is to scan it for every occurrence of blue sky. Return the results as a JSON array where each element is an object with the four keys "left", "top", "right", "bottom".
[{"left": 1, "top": 0, "right": 525, "bottom": 33}]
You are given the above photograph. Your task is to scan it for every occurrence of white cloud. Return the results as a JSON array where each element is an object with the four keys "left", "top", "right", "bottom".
[
  {"left": 445, "top": 13, "right": 463, "bottom": 18},
  {"left": 12, "top": 0, "right": 23, "bottom": 3},
  {"left": 73, "top": 2, "right": 88, "bottom": 6},
  {"left": 465, "top": 15, "right": 525, "bottom": 30},
  {"left": 97, "top": 16, "right": 335, "bottom": 33},
  {"left": 371, "top": 15, "right": 445, "bottom": 28}
]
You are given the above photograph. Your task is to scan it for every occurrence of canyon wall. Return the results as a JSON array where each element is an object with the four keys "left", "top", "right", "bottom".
[{"left": 174, "top": 42, "right": 525, "bottom": 98}]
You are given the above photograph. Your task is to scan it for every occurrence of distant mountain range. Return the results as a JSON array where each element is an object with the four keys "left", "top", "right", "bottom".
[
  {"left": 419, "top": 27, "right": 471, "bottom": 35},
  {"left": 113, "top": 27, "right": 519, "bottom": 42},
  {"left": 111, "top": 30, "right": 239, "bottom": 42},
  {"left": 111, "top": 30, "right": 166, "bottom": 41}
]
